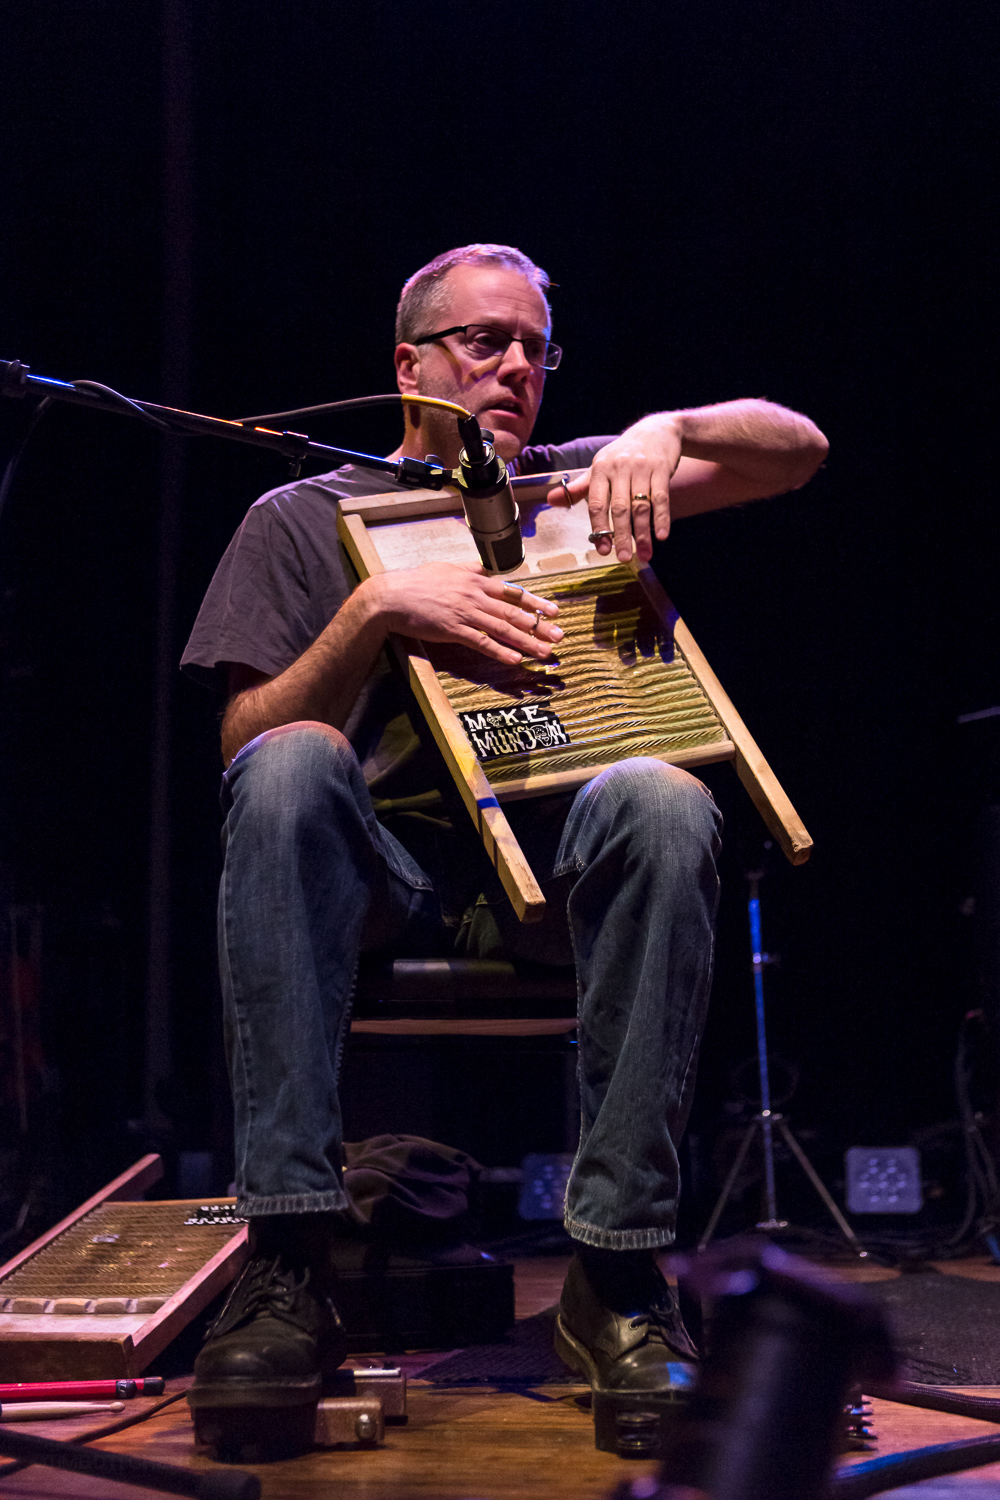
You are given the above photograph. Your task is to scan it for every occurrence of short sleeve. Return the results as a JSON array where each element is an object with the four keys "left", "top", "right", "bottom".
[
  {"left": 515, "top": 436, "right": 618, "bottom": 475},
  {"left": 181, "top": 483, "right": 352, "bottom": 692}
]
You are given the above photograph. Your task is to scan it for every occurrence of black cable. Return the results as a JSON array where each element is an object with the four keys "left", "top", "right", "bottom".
[
  {"left": 0, "top": 1387, "right": 187, "bottom": 1479},
  {"left": 234, "top": 393, "right": 404, "bottom": 425},
  {"left": 0, "top": 396, "right": 53, "bottom": 527},
  {"left": 869, "top": 1380, "right": 1000, "bottom": 1422},
  {"left": 1, "top": 376, "right": 175, "bottom": 537},
  {"left": 802, "top": 1014, "right": 1000, "bottom": 1266},
  {"left": 71, "top": 380, "right": 171, "bottom": 432},
  {"left": 943, "top": 1011, "right": 1000, "bottom": 1251}
]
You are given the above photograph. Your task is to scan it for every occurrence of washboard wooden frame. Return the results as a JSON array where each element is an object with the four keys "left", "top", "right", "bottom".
[
  {"left": 0, "top": 1156, "right": 249, "bottom": 1379},
  {"left": 338, "top": 469, "right": 811, "bottom": 923}
]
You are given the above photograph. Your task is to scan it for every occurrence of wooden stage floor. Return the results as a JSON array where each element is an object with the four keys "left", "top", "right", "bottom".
[{"left": 5, "top": 1254, "right": 1000, "bottom": 1499}]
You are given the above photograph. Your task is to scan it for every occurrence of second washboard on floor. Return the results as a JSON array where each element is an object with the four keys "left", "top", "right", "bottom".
[
  {"left": 428, "top": 563, "right": 734, "bottom": 798},
  {"left": 0, "top": 1201, "right": 243, "bottom": 1314},
  {"left": 0, "top": 1166, "right": 249, "bottom": 1380}
]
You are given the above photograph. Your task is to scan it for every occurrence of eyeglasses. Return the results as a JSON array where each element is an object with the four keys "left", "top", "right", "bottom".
[{"left": 412, "top": 323, "right": 563, "bottom": 371}]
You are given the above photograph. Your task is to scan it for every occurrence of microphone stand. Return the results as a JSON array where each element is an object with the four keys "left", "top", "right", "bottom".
[
  {"left": 0, "top": 359, "right": 450, "bottom": 489},
  {"left": 698, "top": 859, "right": 868, "bottom": 1258}
]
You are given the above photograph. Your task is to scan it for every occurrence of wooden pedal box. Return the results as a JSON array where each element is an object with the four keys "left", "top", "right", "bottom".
[
  {"left": 314, "top": 1396, "right": 384, "bottom": 1447},
  {"left": 325, "top": 1364, "right": 407, "bottom": 1421}
]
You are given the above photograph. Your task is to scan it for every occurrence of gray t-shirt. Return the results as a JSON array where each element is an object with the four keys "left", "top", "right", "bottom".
[{"left": 181, "top": 436, "right": 613, "bottom": 802}]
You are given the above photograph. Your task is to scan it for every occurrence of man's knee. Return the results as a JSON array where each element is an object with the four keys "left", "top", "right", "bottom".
[
  {"left": 226, "top": 722, "right": 361, "bottom": 819},
  {"left": 234, "top": 720, "right": 350, "bottom": 762},
  {"left": 587, "top": 757, "right": 721, "bottom": 849}
]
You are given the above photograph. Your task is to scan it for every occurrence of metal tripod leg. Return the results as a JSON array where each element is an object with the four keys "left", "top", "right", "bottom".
[
  {"left": 756, "top": 1108, "right": 788, "bottom": 1231},
  {"left": 697, "top": 1116, "right": 761, "bottom": 1251},
  {"left": 773, "top": 1114, "right": 866, "bottom": 1253},
  {"left": 696, "top": 868, "right": 867, "bottom": 1258}
]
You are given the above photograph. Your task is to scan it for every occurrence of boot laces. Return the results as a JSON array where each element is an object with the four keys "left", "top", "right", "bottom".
[
  {"left": 210, "top": 1253, "right": 313, "bottom": 1337},
  {"left": 629, "top": 1293, "right": 697, "bottom": 1359}
]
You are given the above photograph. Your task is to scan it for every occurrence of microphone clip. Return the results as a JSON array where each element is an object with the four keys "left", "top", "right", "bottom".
[{"left": 394, "top": 455, "right": 450, "bottom": 490}]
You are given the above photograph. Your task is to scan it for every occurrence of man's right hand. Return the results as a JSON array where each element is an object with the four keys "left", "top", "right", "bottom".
[
  {"left": 221, "top": 564, "right": 562, "bottom": 765},
  {"left": 368, "top": 562, "right": 562, "bottom": 666}
]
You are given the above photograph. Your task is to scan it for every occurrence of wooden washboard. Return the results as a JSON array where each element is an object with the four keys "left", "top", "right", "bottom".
[
  {"left": 0, "top": 1156, "right": 248, "bottom": 1379},
  {"left": 338, "top": 469, "right": 811, "bottom": 923}
]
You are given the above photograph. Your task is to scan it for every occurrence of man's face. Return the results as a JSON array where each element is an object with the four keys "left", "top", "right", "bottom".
[{"left": 395, "top": 264, "right": 550, "bottom": 463}]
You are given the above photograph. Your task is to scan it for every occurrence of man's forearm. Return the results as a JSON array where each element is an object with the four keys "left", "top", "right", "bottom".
[
  {"left": 220, "top": 581, "right": 388, "bottom": 766},
  {"left": 566, "top": 397, "right": 829, "bottom": 559},
  {"left": 636, "top": 399, "right": 828, "bottom": 493}
]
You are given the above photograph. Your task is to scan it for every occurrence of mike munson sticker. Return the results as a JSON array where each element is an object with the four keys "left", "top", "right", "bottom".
[{"left": 458, "top": 704, "right": 570, "bottom": 760}]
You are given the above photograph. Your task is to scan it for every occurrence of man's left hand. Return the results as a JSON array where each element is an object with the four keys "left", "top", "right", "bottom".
[{"left": 547, "top": 415, "right": 682, "bottom": 564}]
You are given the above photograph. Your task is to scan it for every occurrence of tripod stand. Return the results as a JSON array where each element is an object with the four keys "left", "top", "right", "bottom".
[{"left": 698, "top": 864, "right": 867, "bottom": 1258}]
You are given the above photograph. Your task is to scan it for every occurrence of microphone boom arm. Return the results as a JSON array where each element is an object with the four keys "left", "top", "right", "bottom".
[{"left": 0, "top": 360, "right": 452, "bottom": 490}]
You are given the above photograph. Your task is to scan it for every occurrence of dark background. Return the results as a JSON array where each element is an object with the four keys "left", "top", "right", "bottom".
[{"left": 1, "top": 0, "right": 998, "bottom": 1238}]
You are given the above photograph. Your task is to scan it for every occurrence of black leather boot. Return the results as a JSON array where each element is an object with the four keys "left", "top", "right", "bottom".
[
  {"left": 188, "top": 1213, "right": 347, "bottom": 1461},
  {"left": 554, "top": 1249, "right": 697, "bottom": 1459}
]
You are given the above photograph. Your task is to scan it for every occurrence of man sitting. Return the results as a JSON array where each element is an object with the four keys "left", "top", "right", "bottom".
[{"left": 181, "top": 242, "right": 827, "bottom": 1451}]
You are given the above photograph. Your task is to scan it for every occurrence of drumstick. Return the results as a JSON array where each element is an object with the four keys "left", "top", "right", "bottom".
[{"left": 0, "top": 1401, "right": 125, "bottom": 1420}]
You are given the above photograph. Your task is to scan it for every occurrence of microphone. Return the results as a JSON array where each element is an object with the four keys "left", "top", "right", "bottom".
[{"left": 453, "top": 414, "right": 524, "bottom": 574}]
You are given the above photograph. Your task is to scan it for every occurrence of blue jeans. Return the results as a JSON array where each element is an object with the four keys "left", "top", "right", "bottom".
[{"left": 219, "top": 722, "right": 722, "bottom": 1250}]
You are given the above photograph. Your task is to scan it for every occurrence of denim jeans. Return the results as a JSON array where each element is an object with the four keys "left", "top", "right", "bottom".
[{"left": 219, "top": 721, "right": 722, "bottom": 1249}]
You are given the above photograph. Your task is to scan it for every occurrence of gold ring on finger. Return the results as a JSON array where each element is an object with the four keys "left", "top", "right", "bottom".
[
  {"left": 501, "top": 581, "right": 525, "bottom": 606},
  {"left": 631, "top": 493, "right": 650, "bottom": 505}
]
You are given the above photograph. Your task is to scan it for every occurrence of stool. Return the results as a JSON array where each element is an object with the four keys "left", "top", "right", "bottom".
[
  {"left": 349, "top": 956, "right": 580, "bottom": 1160},
  {"left": 351, "top": 957, "right": 577, "bottom": 1038}
]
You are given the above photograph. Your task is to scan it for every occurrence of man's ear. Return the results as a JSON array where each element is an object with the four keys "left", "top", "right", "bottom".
[{"left": 394, "top": 342, "right": 421, "bottom": 393}]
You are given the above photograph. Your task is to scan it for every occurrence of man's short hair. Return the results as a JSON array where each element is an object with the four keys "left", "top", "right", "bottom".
[{"left": 395, "top": 244, "right": 552, "bottom": 345}]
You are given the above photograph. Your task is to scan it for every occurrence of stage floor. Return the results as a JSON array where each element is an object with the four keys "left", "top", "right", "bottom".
[{"left": 5, "top": 1255, "right": 1000, "bottom": 1499}]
